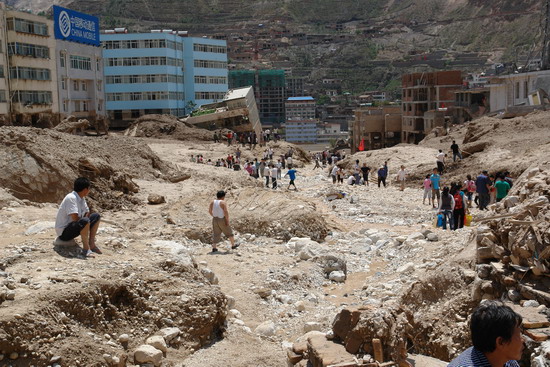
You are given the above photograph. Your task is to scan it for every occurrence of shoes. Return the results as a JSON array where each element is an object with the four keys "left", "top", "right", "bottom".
[
  {"left": 211, "top": 248, "right": 219, "bottom": 253},
  {"left": 91, "top": 246, "right": 102, "bottom": 254},
  {"left": 231, "top": 244, "right": 240, "bottom": 250},
  {"left": 82, "top": 249, "right": 95, "bottom": 258}
]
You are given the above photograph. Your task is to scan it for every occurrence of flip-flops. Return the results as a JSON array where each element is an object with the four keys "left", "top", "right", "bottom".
[
  {"left": 82, "top": 249, "right": 95, "bottom": 258},
  {"left": 91, "top": 246, "right": 102, "bottom": 254}
]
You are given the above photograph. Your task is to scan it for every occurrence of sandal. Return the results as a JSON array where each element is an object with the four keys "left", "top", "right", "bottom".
[
  {"left": 231, "top": 244, "right": 240, "bottom": 250},
  {"left": 91, "top": 246, "right": 102, "bottom": 254},
  {"left": 82, "top": 249, "right": 96, "bottom": 258}
]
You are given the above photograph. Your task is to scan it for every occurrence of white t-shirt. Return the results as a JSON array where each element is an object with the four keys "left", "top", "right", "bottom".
[
  {"left": 264, "top": 167, "right": 271, "bottom": 176},
  {"left": 347, "top": 176, "right": 355, "bottom": 185},
  {"left": 397, "top": 169, "right": 407, "bottom": 180},
  {"left": 331, "top": 166, "right": 339, "bottom": 176},
  {"left": 55, "top": 191, "right": 89, "bottom": 236},
  {"left": 437, "top": 152, "right": 445, "bottom": 162},
  {"left": 287, "top": 157, "right": 293, "bottom": 165},
  {"left": 271, "top": 168, "right": 278, "bottom": 178}
]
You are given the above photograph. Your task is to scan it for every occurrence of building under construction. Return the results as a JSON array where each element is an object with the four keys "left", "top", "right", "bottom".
[
  {"left": 229, "top": 69, "right": 286, "bottom": 127},
  {"left": 401, "top": 70, "right": 463, "bottom": 144}
]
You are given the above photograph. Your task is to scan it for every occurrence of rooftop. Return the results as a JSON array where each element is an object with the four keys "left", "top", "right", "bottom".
[{"left": 287, "top": 96, "right": 314, "bottom": 101}]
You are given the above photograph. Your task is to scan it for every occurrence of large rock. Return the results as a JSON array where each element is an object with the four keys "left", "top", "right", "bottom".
[
  {"left": 158, "top": 327, "right": 180, "bottom": 343},
  {"left": 255, "top": 320, "right": 276, "bottom": 337},
  {"left": 307, "top": 334, "right": 355, "bottom": 367},
  {"left": 328, "top": 271, "right": 346, "bottom": 283},
  {"left": 146, "top": 335, "right": 167, "bottom": 353},
  {"left": 133, "top": 345, "right": 163, "bottom": 366},
  {"left": 316, "top": 255, "right": 347, "bottom": 277}
]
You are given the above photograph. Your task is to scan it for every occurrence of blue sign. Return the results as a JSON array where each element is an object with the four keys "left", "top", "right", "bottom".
[{"left": 53, "top": 5, "right": 100, "bottom": 46}]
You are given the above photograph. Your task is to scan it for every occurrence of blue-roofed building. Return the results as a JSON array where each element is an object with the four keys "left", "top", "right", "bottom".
[
  {"left": 101, "top": 30, "right": 227, "bottom": 127},
  {"left": 284, "top": 96, "right": 318, "bottom": 142}
]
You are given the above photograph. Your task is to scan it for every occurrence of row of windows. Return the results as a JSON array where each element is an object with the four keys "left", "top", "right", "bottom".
[
  {"left": 0, "top": 90, "right": 6, "bottom": 103},
  {"left": 106, "top": 74, "right": 183, "bottom": 84},
  {"left": 7, "top": 18, "right": 48, "bottom": 36},
  {"left": 60, "top": 79, "right": 101, "bottom": 92},
  {"left": 8, "top": 42, "right": 49, "bottom": 59},
  {"left": 193, "top": 44, "right": 227, "bottom": 54},
  {"left": 102, "top": 39, "right": 183, "bottom": 51},
  {"left": 62, "top": 100, "right": 103, "bottom": 112},
  {"left": 106, "top": 91, "right": 184, "bottom": 101},
  {"left": 9, "top": 66, "right": 51, "bottom": 81},
  {"left": 195, "top": 92, "right": 225, "bottom": 100},
  {"left": 194, "top": 60, "right": 227, "bottom": 69},
  {"left": 106, "top": 57, "right": 183, "bottom": 67},
  {"left": 70, "top": 55, "right": 92, "bottom": 71},
  {"left": 194, "top": 75, "right": 227, "bottom": 84},
  {"left": 12, "top": 90, "right": 53, "bottom": 105}
]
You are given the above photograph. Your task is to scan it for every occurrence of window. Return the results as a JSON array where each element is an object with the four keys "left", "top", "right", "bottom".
[
  {"left": 195, "top": 91, "right": 225, "bottom": 100},
  {"left": 7, "top": 42, "right": 49, "bottom": 58},
  {"left": 0, "top": 90, "right": 6, "bottom": 103},
  {"left": 98, "top": 100, "right": 103, "bottom": 111},
  {"left": 524, "top": 81, "right": 528, "bottom": 99},
  {"left": 12, "top": 90, "right": 52, "bottom": 104},
  {"left": 74, "top": 100, "right": 81, "bottom": 112},
  {"left": 7, "top": 18, "right": 48, "bottom": 36},
  {"left": 81, "top": 81, "right": 87, "bottom": 91},
  {"left": 63, "top": 100, "right": 68, "bottom": 112},
  {"left": 82, "top": 101, "right": 89, "bottom": 111},
  {"left": 70, "top": 55, "right": 92, "bottom": 70},
  {"left": 515, "top": 82, "right": 520, "bottom": 99},
  {"left": 194, "top": 60, "right": 227, "bottom": 69},
  {"left": 97, "top": 81, "right": 102, "bottom": 91},
  {"left": 193, "top": 44, "right": 227, "bottom": 53},
  {"left": 60, "top": 52, "right": 65, "bottom": 67},
  {"left": 9, "top": 67, "right": 51, "bottom": 81},
  {"left": 96, "top": 58, "right": 101, "bottom": 71},
  {"left": 106, "top": 91, "right": 184, "bottom": 101},
  {"left": 61, "top": 78, "right": 66, "bottom": 90},
  {"left": 73, "top": 80, "right": 79, "bottom": 91}
]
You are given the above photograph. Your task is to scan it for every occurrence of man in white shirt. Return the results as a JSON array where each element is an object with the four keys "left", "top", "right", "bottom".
[
  {"left": 55, "top": 177, "right": 101, "bottom": 258},
  {"left": 396, "top": 165, "right": 408, "bottom": 191},
  {"left": 436, "top": 149, "right": 446, "bottom": 174}
]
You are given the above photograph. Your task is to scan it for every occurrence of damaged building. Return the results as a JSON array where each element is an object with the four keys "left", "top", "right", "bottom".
[
  {"left": 401, "top": 70, "right": 463, "bottom": 144},
  {"left": 183, "top": 86, "right": 262, "bottom": 138},
  {"left": 350, "top": 105, "right": 402, "bottom": 153}
]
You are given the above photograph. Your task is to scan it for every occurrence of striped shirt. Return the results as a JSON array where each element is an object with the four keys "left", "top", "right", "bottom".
[{"left": 447, "top": 347, "right": 520, "bottom": 367}]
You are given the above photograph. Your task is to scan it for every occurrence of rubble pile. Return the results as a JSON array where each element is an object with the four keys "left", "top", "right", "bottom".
[
  {"left": 0, "top": 127, "right": 179, "bottom": 210},
  {"left": 124, "top": 114, "right": 215, "bottom": 141},
  {"left": 474, "top": 163, "right": 550, "bottom": 280}
]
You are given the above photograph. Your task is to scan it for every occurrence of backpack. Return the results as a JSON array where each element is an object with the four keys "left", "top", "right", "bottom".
[
  {"left": 454, "top": 192, "right": 463, "bottom": 210},
  {"left": 467, "top": 180, "right": 476, "bottom": 192}
]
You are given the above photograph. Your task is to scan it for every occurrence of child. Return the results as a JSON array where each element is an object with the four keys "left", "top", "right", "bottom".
[{"left": 422, "top": 174, "right": 432, "bottom": 205}]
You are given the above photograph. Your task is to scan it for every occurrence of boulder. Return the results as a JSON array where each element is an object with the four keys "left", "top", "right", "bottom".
[
  {"left": 133, "top": 345, "right": 163, "bottom": 366},
  {"left": 328, "top": 271, "right": 346, "bottom": 283},
  {"left": 147, "top": 194, "right": 166, "bottom": 205},
  {"left": 158, "top": 327, "right": 180, "bottom": 343},
  {"left": 255, "top": 320, "right": 276, "bottom": 337},
  {"left": 146, "top": 335, "right": 167, "bottom": 353}
]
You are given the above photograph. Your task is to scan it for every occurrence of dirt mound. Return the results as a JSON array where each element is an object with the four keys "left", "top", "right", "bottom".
[
  {"left": 167, "top": 186, "right": 331, "bottom": 243},
  {"left": 0, "top": 242, "right": 227, "bottom": 366},
  {"left": 0, "top": 127, "right": 177, "bottom": 210},
  {"left": 124, "top": 114, "right": 215, "bottom": 141}
]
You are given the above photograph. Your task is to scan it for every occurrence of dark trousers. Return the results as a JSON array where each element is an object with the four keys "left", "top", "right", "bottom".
[
  {"left": 479, "top": 193, "right": 490, "bottom": 210},
  {"left": 453, "top": 208, "right": 465, "bottom": 230},
  {"left": 59, "top": 213, "right": 101, "bottom": 241},
  {"left": 378, "top": 176, "right": 386, "bottom": 187},
  {"left": 265, "top": 176, "right": 270, "bottom": 187},
  {"left": 437, "top": 161, "right": 445, "bottom": 174},
  {"left": 363, "top": 174, "right": 369, "bottom": 185},
  {"left": 272, "top": 178, "right": 277, "bottom": 189}
]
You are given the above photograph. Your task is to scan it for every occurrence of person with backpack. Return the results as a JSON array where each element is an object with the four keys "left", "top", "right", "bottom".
[
  {"left": 463, "top": 174, "right": 476, "bottom": 208},
  {"left": 451, "top": 183, "right": 467, "bottom": 230},
  {"left": 438, "top": 186, "right": 455, "bottom": 230}
]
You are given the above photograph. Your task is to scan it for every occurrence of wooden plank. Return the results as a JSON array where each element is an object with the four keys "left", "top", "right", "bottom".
[
  {"left": 372, "top": 338, "right": 384, "bottom": 363},
  {"left": 523, "top": 321, "right": 550, "bottom": 329}
]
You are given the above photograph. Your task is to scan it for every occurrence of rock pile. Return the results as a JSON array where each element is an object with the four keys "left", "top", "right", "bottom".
[{"left": 474, "top": 164, "right": 550, "bottom": 276}]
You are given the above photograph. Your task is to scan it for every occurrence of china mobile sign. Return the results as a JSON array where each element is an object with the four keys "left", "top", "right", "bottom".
[{"left": 53, "top": 5, "right": 100, "bottom": 46}]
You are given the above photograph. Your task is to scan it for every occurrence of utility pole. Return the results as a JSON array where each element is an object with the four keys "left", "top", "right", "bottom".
[{"left": 542, "top": 0, "right": 550, "bottom": 70}]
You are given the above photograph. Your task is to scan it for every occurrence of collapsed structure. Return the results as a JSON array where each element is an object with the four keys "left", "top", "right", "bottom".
[{"left": 183, "top": 86, "right": 262, "bottom": 138}]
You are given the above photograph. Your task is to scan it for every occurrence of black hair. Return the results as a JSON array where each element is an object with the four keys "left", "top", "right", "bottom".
[
  {"left": 467, "top": 174, "right": 472, "bottom": 180},
  {"left": 482, "top": 170, "right": 488, "bottom": 174},
  {"left": 426, "top": 174, "right": 430, "bottom": 179},
  {"left": 73, "top": 177, "right": 90, "bottom": 192},
  {"left": 216, "top": 190, "right": 226, "bottom": 199},
  {"left": 471, "top": 301, "right": 522, "bottom": 353},
  {"left": 442, "top": 186, "right": 450, "bottom": 196}
]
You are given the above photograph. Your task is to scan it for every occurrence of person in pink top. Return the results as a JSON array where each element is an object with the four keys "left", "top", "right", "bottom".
[{"left": 422, "top": 174, "right": 432, "bottom": 205}]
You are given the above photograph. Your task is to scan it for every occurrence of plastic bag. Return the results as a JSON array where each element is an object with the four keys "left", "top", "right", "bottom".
[
  {"left": 464, "top": 214, "right": 473, "bottom": 226},
  {"left": 436, "top": 214, "right": 444, "bottom": 228}
]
